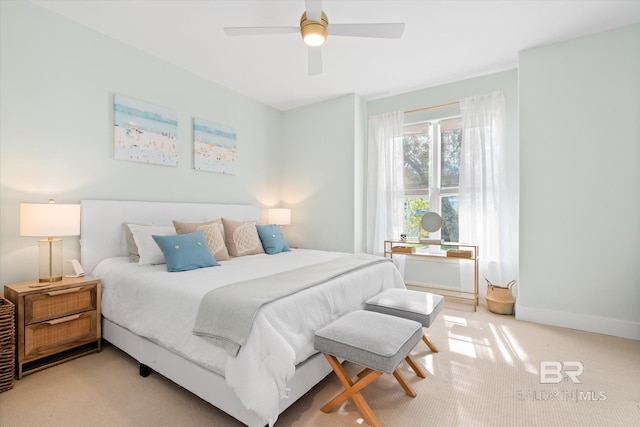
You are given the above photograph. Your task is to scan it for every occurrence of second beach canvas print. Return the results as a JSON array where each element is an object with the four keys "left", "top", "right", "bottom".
[
  {"left": 114, "top": 94, "right": 178, "bottom": 166},
  {"left": 193, "top": 118, "right": 237, "bottom": 174}
]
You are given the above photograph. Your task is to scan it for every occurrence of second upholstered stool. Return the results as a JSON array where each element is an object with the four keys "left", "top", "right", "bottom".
[{"left": 365, "top": 288, "right": 444, "bottom": 352}]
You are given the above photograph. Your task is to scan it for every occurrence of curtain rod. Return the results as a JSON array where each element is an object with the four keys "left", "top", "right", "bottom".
[{"left": 404, "top": 101, "right": 459, "bottom": 115}]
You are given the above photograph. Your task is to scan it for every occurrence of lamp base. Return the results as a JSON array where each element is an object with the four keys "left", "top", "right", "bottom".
[{"left": 38, "top": 238, "right": 64, "bottom": 283}]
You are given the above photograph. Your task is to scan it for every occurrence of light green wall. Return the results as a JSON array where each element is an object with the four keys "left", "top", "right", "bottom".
[
  {"left": 353, "top": 96, "right": 367, "bottom": 253},
  {"left": 518, "top": 23, "right": 640, "bottom": 339},
  {"left": 0, "top": 1, "right": 283, "bottom": 285},
  {"left": 281, "top": 94, "right": 364, "bottom": 252}
]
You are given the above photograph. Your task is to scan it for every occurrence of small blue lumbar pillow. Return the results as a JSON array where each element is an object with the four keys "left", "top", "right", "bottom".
[
  {"left": 256, "top": 224, "right": 290, "bottom": 255},
  {"left": 152, "top": 231, "right": 219, "bottom": 272}
]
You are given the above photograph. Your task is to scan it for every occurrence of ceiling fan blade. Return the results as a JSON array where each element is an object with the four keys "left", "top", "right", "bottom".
[
  {"left": 308, "top": 47, "right": 322, "bottom": 76},
  {"left": 224, "top": 26, "right": 298, "bottom": 36},
  {"left": 305, "top": 0, "right": 323, "bottom": 22},
  {"left": 328, "top": 23, "right": 405, "bottom": 38}
]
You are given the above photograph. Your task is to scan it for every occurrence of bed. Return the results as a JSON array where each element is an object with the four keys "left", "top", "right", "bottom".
[{"left": 80, "top": 200, "right": 405, "bottom": 426}]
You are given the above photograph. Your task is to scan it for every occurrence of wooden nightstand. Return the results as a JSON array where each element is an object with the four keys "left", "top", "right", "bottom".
[{"left": 3, "top": 277, "right": 101, "bottom": 379}]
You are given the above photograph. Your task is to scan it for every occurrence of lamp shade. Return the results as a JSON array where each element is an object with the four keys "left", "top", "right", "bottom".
[
  {"left": 20, "top": 203, "right": 81, "bottom": 237},
  {"left": 20, "top": 202, "right": 80, "bottom": 283},
  {"left": 268, "top": 208, "right": 291, "bottom": 226}
]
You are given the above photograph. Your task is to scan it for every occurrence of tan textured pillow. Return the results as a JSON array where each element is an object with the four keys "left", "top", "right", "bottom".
[
  {"left": 173, "top": 219, "right": 220, "bottom": 234},
  {"left": 222, "top": 218, "right": 264, "bottom": 257},
  {"left": 173, "top": 219, "right": 230, "bottom": 261},
  {"left": 197, "top": 223, "right": 231, "bottom": 261}
]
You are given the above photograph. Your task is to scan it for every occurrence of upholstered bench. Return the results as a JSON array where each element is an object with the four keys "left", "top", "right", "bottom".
[
  {"left": 365, "top": 288, "right": 444, "bottom": 353},
  {"left": 314, "top": 310, "right": 425, "bottom": 427}
]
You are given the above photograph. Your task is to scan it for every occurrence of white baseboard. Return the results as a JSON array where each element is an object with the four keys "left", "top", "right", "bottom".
[{"left": 515, "top": 303, "right": 640, "bottom": 340}]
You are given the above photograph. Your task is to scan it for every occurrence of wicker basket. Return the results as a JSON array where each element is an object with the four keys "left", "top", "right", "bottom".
[
  {"left": 0, "top": 296, "right": 15, "bottom": 393},
  {"left": 485, "top": 279, "right": 515, "bottom": 315}
]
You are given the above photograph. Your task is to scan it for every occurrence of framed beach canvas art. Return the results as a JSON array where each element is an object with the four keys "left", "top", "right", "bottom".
[
  {"left": 193, "top": 118, "right": 237, "bottom": 174},
  {"left": 114, "top": 94, "right": 178, "bottom": 166}
]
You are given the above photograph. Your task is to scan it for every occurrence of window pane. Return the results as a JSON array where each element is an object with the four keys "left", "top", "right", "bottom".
[
  {"left": 441, "top": 195, "right": 459, "bottom": 242},
  {"left": 403, "top": 124, "right": 431, "bottom": 191},
  {"left": 404, "top": 196, "right": 429, "bottom": 239},
  {"left": 441, "top": 118, "right": 461, "bottom": 188}
]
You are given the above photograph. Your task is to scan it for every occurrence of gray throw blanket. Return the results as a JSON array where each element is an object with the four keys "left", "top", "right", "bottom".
[{"left": 193, "top": 253, "right": 389, "bottom": 356}]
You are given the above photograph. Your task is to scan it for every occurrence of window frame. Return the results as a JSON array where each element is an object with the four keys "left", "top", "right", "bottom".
[{"left": 402, "top": 115, "right": 461, "bottom": 241}]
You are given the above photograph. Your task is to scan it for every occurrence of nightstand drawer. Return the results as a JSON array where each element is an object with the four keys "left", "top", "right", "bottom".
[
  {"left": 25, "top": 284, "right": 96, "bottom": 325},
  {"left": 24, "top": 311, "right": 98, "bottom": 358}
]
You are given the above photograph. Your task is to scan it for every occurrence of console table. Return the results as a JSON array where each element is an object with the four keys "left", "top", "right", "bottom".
[{"left": 384, "top": 240, "right": 479, "bottom": 311}]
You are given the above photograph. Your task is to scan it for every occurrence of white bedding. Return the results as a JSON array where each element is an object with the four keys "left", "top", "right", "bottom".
[{"left": 94, "top": 248, "right": 404, "bottom": 425}]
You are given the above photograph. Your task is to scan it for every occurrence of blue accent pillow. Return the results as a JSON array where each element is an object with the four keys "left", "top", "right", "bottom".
[
  {"left": 152, "top": 231, "right": 219, "bottom": 272},
  {"left": 256, "top": 224, "right": 290, "bottom": 255}
]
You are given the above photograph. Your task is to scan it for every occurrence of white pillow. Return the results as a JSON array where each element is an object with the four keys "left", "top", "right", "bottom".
[{"left": 126, "top": 224, "right": 176, "bottom": 265}]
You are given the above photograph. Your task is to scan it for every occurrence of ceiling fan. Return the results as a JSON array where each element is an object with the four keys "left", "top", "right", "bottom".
[{"left": 223, "top": 0, "right": 405, "bottom": 76}]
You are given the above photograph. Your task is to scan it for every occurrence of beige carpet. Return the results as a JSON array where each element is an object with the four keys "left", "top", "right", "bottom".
[{"left": 1, "top": 303, "right": 639, "bottom": 426}]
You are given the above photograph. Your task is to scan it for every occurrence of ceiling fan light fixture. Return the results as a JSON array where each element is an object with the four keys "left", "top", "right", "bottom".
[
  {"left": 300, "top": 11, "right": 328, "bottom": 47},
  {"left": 224, "top": 5, "right": 406, "bottom": 76},
  {"left": 302, "top": 25, "right": 327, "bottom": 46}
]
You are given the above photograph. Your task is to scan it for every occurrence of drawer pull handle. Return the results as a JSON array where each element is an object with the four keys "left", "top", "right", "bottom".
[
  {"left": 46, "top": 287, "right": 84, "bottom": 297},
  {"left": 46, "top": 314, "right": 81, "bottom": 325}
]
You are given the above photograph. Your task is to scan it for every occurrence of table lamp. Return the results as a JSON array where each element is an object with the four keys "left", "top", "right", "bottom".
[
  {"left": 268, "top": 208, "right": 291, "bottom": 226},
  {"left": 20, "top": 200, "right": 81, "bottom": 284}
]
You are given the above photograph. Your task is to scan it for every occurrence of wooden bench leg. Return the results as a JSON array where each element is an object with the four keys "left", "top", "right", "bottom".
[
  {"left": 392, "top": 369, "right": 417, "bottom": 397},
  {"left": 422, "top": 333, "right": 439, "bottom": 353},
  {"left": 405, "top": 355, "right": 426, "bottom": 378},
  {"left": 357, "top": 367, "right": 374, "bottom": 378},
  {"left": 322, "top": 354, "right": 383, "bottom": 427}
]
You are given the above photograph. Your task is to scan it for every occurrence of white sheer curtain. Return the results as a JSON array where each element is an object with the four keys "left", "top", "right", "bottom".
[
  {"left": 366, "top": 111, "right": 405, "bottom": 257},
  {"left": 459, "top": 92, "right": 516, "bottom": 290}
]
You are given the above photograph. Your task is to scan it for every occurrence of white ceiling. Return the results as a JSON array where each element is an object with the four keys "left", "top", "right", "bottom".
[{"left": 32, "top": 0, "right": 640, "bottom": 111}]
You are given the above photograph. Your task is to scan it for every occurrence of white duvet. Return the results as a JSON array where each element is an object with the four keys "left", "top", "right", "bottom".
[{"left": 94, "top": 249, "right": 404, "bottom": 425}]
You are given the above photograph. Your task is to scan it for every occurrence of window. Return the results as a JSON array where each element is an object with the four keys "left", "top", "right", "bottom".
[{"left": 403, "top": 117, "right": 461, "bottom": 241}]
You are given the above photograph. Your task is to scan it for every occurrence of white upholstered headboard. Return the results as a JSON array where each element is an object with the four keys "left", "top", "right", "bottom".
[{"left": 80, "top": 200, "right": 259, "bottom": 274}]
